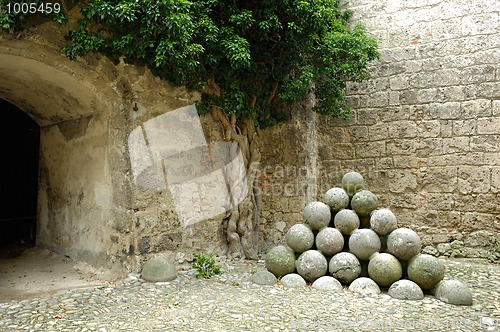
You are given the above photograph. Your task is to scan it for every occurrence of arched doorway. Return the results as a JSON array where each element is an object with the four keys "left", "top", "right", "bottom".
[{"left": 0, "top": 99, "right": 40, "bottom": 257}]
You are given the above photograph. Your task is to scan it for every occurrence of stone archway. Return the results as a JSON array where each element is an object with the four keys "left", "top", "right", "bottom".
[
  {"left": 0, "top": 98, "right": 39, "bottom": 255},
  {"left": 0, "top": 41, "right": 133, "bottom": 270}
]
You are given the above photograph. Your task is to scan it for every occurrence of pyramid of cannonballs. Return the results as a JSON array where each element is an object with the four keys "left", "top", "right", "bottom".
[{"left": 264, "top": 171, "right": 473, "bottom": 305}]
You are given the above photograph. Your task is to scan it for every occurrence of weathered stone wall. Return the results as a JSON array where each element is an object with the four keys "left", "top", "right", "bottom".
[
  {"left": 315, "top": 0, "right": 499, "bottom": 260},
  {"left": 0, "top": 13, "right": 226, "bottom": 272}
]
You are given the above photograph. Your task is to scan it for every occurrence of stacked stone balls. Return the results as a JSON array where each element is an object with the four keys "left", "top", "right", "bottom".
[{"left": 264, "top": 171, "right": 472, "bottom": 305}]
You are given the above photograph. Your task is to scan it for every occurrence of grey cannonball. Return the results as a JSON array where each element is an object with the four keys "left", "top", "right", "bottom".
[
  {"left": 296, "top": 250, "right": 328, "bottom": 283},
  {"left": 265, "top": 245, "right": 296, "bottom": 278},
  {"left": 349, "top": 229, "right": 381, "bottom": 261},
  {"left": 312, "top": 276, "right": 343, "bottom": 291},
  {"left": 370, "top": 209, "right": 398, "bottom": 235},
  {"left": 407, "top": 254, "right": 445, "bottom": 290},
  {"left": 285, "top": 224, "right": 314, "bottom": 253},
  {"left": 329, "top": 252, "right": 361, "bottom": 284},
  {"left": 280, "top": 273, "right": 307, "bottom": 288},
  {"left": 323, "top": 187, "right": 350, "bottom": 212},
  {"left": 432, "top": 279, "right": 473, "bottom": 306},
  {"left": 316, "top": 227, "right": 344, "bottom": 256},
  {"left": 351, "top": 190, "right": 379, "bottom": 217},
  {"left": 334, "top": 209, "right": 360, "bottom": 235},
  {"left": 388, "top": 279, "right": 424, "bottom": 300},
  {"left": 368, "top": 253, "right": 403, "bottom": 287},
  {"left": 348, "top": 277, "right": 381, "bottom": 295},
  {"left": 387, "top": 228, "right": 422, "bottom": 261},
  {"left": 303, "top": 201, "right": 331, "bottom": 230},
  {"left": 342, "top": 171, "right": 365, "bottom": 197}
]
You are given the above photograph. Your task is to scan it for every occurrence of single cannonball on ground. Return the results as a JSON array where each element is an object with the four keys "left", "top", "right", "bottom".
[
  {"left": 285, "top": 224, "right": 314, "bottom": 253},
  {"left": 316, "top": 227, "right": 344, "bottom": 256},
  {"left": 250, "top": 270, "right": 277, "bottom": 286},
  {"left": 324, "top": 187, "right": 350, "bottom": 212},
  {"left": 387, "top": 228, "right": 422, "bottom": 261},
  {"left": 334, "top": 209, "right": 360, "bottom": 235},
  {"left": 407, "top": 254, "right": 445, "bottom": 290},
  {"left": 342, "top": 171, "right": 365, "bottom": 197},
  {"left": 312, "top": 276, "right": 343, "bottom": 291},
  {"left": 351, "top": 190, "right": 379, "bottom": 217},
  {"left": 370, "top": 209, "right": 398, "bottom": 235},
  {"left": 348, "top": 277, "right": 381, "bottom": 295},
  {"left": 265, "top": 245, "right": 296, "bottom": 278},
  {"left": 296, "top": 250, "right": 328, "bottom": 282},
  {"left": 303, "top": 201, "right": 331, "bottom": 230},
  {"left": 329, "top": 252, "right": 361, "bottom": 284},
  {"left": 388, "top": 279, "right": 424, "bottom": 300},
  {"left": 431, "top": 279, "right": 473, "bottom": 306},
  {"left": 349, "top": 229, "right": 381, "bottom": 261},
  {"left": 280, "top": 273, "right": 307, "bottom": 288},
  {"left": 368, "top": 253, "right": 403, "bottom": 288}
]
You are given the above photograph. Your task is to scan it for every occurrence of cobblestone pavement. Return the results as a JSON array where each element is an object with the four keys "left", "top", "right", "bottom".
[{"left": 0, "top": 258, "right": 499, "bottom": 332}]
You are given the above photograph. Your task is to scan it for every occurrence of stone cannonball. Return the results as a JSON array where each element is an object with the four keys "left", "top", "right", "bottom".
[
  {"left": 334, "top": 209, "right": 360, "bottom": 236},
  {"left": 312, "top": 276, "right": 343, "bottom": 291},
  {"left": 351, "top": 190, "right": 379, "bottom": 217},
  {"left": 368, "top": 253, "right": 403, "bottom": 288},
  {"left": 388, "top": 279, "right": 424, "bottom": 300},
  {"left": 370, "top": 209, "right": 398, "bottom": 236},
  {"left": 329, "top": 252, "right": 361, "bottom": 284},
  {"left": 280, "top": 273, "right": 307, "bottom": 288},
  {"left": 316, "top": 227, "right": 344, "bottom": 256},
  {"left": 323, "top": 187, "right": 350, "bottom": 212},
  {"left": 349, "top": 229, "right": 381, "bottom": 261},
  {"left": 432, "top": 279, "right": 473, "bottom": 306},
  {"left": 407, "top": 254, "right": 445, "bottom": 290},
  {"left": 285, "top": 224, "right": 314, "bottom": 253},
  {"left": 296, "top": 250, "right": 328, "bottom": 283},
  {"left": 302, "top": 201, "right": 331, "bottom": 230},
  {"left": 342, "top": 171, "right": 365, "bottom": 197},
  {"left": 387, "top": 228, "right": 422, "bottom": 261},
  {"left": 348, "top": 277, "right": 381, "bottom": 295},
  {"left": 265, "top": 245, "right": 296, "bottom": 278}
]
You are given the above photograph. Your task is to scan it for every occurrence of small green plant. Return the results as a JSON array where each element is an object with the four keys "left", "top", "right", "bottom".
[
  {"left": 191, "top": 253, "right": 223, "bottom": 279},
  {"left": 250, "top": 268, "right": 259, "bottom": 275}
]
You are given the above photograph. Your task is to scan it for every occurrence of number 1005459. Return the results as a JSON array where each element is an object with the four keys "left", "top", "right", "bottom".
[{"left": 5, "top": 2, "right": 61, "bottom": 14}]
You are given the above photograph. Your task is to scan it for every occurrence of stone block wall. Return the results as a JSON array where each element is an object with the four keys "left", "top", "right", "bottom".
[{"left": 314, "top": 0, "right": 499, "bottom": 260}]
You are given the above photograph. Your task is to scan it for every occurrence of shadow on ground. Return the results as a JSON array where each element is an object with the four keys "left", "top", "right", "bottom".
[{"left": 0, "top": 247, "right": 121, "bottom": 302}]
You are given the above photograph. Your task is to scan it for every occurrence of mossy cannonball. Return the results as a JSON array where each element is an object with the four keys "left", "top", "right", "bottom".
[
  {"left": 329, "top": 252, "right": 361, "bottom": 284},
  {"left": 351, "top": 190, "right": 379, "bottom": 217},
  {"left": 370, "top": 209, "right": 398, "bottom": 236},
  {"left": 265, "top": 245, "right": 296, "bottom": 278},
  {"left": 368, "top": 253, "right": 403, "bottom": 288},
  {"left": 334, "top": 209, "right": 360, "bottom": 235},
  {"left": 302, "top": 201, "right": 331, "bottom": 230},
  {"left": 407, "top": 254, "right": 445, "bottom": 290},
  {"left": 342, "top": 171, "right": 365, "bottom": 197},
  {"left": 296, "top": 250, "right": 328, "bottom": 283},
  {"left": 316, "top": 227, "right": 344, "bottom": 256},
  {"left": 349, "top": 229, "right": 381, "bottom": 261},
  {"left": 387, "top": 228, "right": 422, "bottom": 261},
  {"left": 285, "top": 224, "right": 314, "bottom": 253},
  {"left": 323, "top": 187, "right": 350, "bottom": 212}
]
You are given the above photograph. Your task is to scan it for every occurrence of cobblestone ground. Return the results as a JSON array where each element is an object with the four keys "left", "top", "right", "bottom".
[{"left": 0, "top": 259, "right": 499, "bottom": 332}]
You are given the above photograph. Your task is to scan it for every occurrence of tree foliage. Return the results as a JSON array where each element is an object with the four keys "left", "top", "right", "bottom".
[{"left": 1, "top": 0, "right": 379, "bottom": 126}]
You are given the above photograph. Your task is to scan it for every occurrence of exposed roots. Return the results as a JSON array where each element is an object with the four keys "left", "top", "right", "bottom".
[{"left": 211, "top": 106, "right": 261, "bottom": 259}]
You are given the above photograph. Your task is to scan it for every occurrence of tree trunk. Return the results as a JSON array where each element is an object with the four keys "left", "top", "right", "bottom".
[{"left": 211, "top": 107, "right": 261, "bottom": 259}]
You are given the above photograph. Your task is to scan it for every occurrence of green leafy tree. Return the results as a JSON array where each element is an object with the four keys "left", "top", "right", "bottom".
[{"left": 1, "top": 0, "right": 379, "bottom": 259}]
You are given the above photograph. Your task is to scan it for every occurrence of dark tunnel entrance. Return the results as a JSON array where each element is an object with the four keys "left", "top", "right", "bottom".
[{"left": 0, "top": 99, "right": 40, "bottom": 258}]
